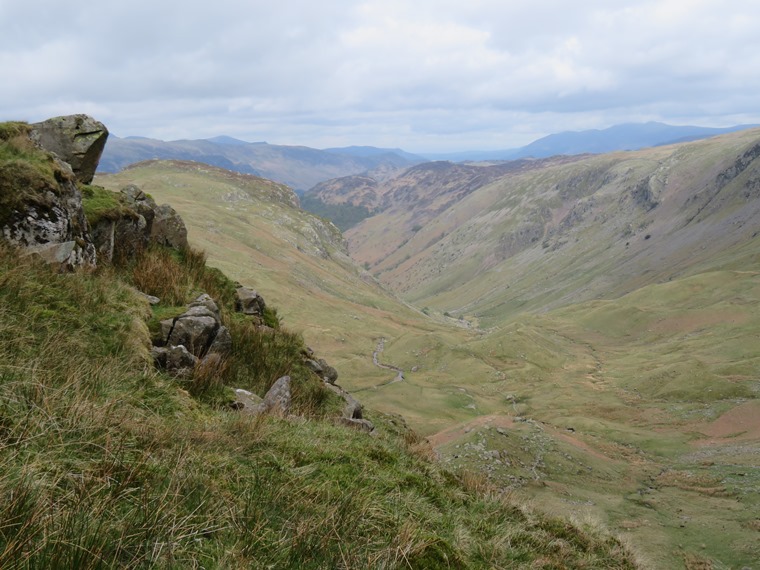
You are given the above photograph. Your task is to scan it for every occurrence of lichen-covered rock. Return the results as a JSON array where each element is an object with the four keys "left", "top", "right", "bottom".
[
  {"left": 1, "top": 157, "right": 97, "bottom": 270},
  {"left": 29, "top": 114, "right": 108, "bottom": 184}
]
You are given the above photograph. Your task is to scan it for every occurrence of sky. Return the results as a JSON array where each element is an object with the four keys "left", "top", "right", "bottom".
[{"left": 2, "top": 0, "right": 760, "bottom": 152}]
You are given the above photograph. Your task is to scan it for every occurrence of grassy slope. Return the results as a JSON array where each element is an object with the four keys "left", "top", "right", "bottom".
[
  {"left": 0, "top": 243, "right": 638, "bottom": 568},
  {"left": 348, "top": 129, "right": 760, "bottom": 326},
  {"left": 95, "top": 161, "right": 500, "bottom": 433},
  {"left": 95, "top": 152, "right": 760, "bottom": 568}
]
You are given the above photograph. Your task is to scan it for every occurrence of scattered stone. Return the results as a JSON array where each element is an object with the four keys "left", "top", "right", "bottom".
[
  {"left": 235, "top": 286, "right": 266, "bottom": 316},
  {"left": 167, "top": 314, "right": 218, "bottom": 357},
  {"left": 338, "top": 417, "right": 375, "bottom": 432},
  {"left": 138, "top": 291, "right": 161, "bottom": 305},
  {"left": 318, "top": 358, "right": 338, "bottom": 384},
  {"left": 165, "top": 345, "right": 198, "bottom": 378},
  {"left": 258, "top": 376, "right": 291, "bottom": 415},
  {"left": 304, "top": 359, "right": 324, "bottom": 375},
  {"left": 230, "top": 388, "right": 263, "bottom": 413},
  {"left": 496, "top": 427, "right": 507, "bottom": 435}
]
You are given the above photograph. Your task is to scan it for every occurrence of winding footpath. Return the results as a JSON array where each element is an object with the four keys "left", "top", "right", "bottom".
[{"left": 354, "top": 338, "right": 405, "bottom": 392}]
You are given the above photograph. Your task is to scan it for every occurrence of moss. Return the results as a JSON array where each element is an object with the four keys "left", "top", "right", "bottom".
[{"left": 80, "top": 184, "right": 136, "bottom": 225}]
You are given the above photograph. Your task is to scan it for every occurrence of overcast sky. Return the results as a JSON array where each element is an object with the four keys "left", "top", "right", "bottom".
[{"left": 2, "top": 0, "right": 759, "bottom": 152}]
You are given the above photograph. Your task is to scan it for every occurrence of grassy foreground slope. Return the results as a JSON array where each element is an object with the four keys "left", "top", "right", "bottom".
[{"left": 0, "top": 243, "right": 640, "bottom": 568}]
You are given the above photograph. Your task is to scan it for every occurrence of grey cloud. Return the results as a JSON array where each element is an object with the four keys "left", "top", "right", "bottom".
[{"left": 1, "top": 0, "right": 759, "bottom": 152}]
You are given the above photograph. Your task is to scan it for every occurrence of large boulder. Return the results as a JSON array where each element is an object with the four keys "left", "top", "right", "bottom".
[{"left": 29, "top": 114, "right": 108, "bottom": 184}]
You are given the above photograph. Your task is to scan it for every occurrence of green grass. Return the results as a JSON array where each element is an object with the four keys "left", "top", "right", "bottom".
[
  {"left": 0, "top": 241, "right": 638, "bottom": 568},
  {"left": 95, "top": 154, "right": 760, "bottom": 568}
]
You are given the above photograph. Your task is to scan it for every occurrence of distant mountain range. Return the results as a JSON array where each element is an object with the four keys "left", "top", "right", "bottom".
[
  {"left": 98, "top": 137, "right": 424, "bottom": 192},
  {"left": 100, "top": 122, "right": 757, "bottom": 191},
  {"left": 422, "top": 122, "right": 758, "bottom": 161}
]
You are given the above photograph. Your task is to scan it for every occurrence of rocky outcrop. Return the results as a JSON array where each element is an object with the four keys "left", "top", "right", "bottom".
[
  {"left": 91, "top": 184, "right": 188, "bottom": 263},
  {"left": 1, "top": 156, "right": 97, "bottom": 271},
  {"left": 30, "top": 115, "right": 108, "bottom": 185}
]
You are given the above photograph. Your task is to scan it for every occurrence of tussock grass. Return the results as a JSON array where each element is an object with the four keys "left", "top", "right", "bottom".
[{"left": 0, "top": 241, "right": 637, "bottom": 568}]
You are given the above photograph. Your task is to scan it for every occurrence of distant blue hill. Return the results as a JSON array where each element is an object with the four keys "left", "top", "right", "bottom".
[{"left": 423, "top": 122, "right": 759, "bottom": 162}]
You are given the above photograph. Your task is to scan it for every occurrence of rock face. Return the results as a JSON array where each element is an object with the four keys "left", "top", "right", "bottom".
[
  {"left": 1, "top": 157, "right": 97, "bottom": 270},
  {"left": 30, "top": 114, "right": 108, "bottom": 184}
]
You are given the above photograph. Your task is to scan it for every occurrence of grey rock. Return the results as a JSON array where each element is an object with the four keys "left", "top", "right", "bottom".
[
  {"left": 230, "top": 388, "right": 263, "bottom": 413},
  {"left": 138, "top": 291, "right": 160, "bottom": 305},
  {"left": 30, "top": 114, "right": 108, "bottom": 184},
  {"left": 113, "top": 214, "right": 149, "bottom": 260},
  {"left": 235, "top": 286, "right": 266, "bottom": 316},
  {"left": 165, "top": 345, "right": 198, "bottom": 378},
  {"left": 150, "top": 346, "right": 169, "bottom": 368},
  {"left": 325, "top": 383, "right": 364, "bottom": 420},
  {"left": 189, "top": 294, "right": 220, "bottom": 320},
  {"left": 151, "top": 203, "right": 188, "bottom": 250},
  {"left": 318, "top": 358, "right": 338, "bottom": 384},
  {"left": 258, "top": 376, "right": 291, "bottom": 415},
  {"left": 304, "top": 359, "right": 324, "bottom": 375},
  {"left": 24, "top": 240, "right": 89, "bottom": 271},
  {"left": 167, "top": 315, "right": 219, "bottom": 357},
  {"left": 159, "top": 318, "right": 175, "bottom": 344},
  {"left": 208, "top": 325, "right": 232, "bottom": 355}
]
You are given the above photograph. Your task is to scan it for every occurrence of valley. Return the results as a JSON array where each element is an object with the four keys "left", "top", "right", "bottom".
[{"left": 96, "top": 128, "right": 760, "bottom": 569}]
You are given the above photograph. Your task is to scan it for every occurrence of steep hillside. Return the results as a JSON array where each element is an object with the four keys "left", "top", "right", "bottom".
[
  {"left": 99, "top": 136, "right": 421, "bottom": 192},
  {"left": 1, "top": 118, "right": 639, "bottom": 568},
  {"left": 94, "top": 160, "right": 503, "bottom": 434},
  {"left": 93, "top": 129, "right": 760, "bottom": 568},
  {"left": 348, "top": 128, "right": 760, "bottom": 325}
]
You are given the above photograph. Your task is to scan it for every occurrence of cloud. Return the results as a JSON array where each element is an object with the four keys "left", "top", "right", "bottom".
[{"left": 1, "top": 0, "right": 759, "bottom": 151}]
